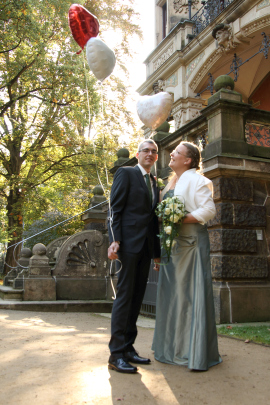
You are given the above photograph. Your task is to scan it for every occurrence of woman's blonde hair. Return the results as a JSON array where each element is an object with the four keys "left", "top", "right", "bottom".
[{"left": 181, "top": 141, "right": 201, "bottom": 171}]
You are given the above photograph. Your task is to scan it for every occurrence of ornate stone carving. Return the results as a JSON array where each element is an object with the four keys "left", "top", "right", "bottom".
[
  {"left": 173, "top": 0, "right": 200, "bottom": 14},
  {"left": 190, "top": 49, "right": 220, "bottom": 91},
  {"left": 46, "top": 236, "right": 69, "bottom": 265},
  {"left": 172, "top": 98, "right": 202, "bottom": 130},
  {"left": 52, "top": 230, "right": 108, "bottom": 277},
  {"left": 153, "top": 43, "right": 174, "bottom": 71},
  {"left": 153, "top": 79, "right": 165, "bottom": 93},
  {"left": 257, "top": 0, "right": 270, "bottom": 11},
  {"left": 67, "top": 240, "right": 98, "bottom": 267},
  {"left": 186, "top": 52, "right": 205, "bottom": 80},
  {"left": 173, "top": 109, "right": 183, "bottom": 130},
  {"left": 242, "top": 16, "right": 270, "bottom": 37},
  {"left": 166, "top": 73, "right": 178, "bottom": 87},
  {"left": 212, "top": 23, "right": 239, "bottom": 53}
]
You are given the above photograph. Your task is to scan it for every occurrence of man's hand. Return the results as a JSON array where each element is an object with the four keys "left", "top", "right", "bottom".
[
  {"left": 108, "top": 241, "right": 120, "bottom": 260},
  {"left": 153, "top": 258, "right": 161, "bottom": 271}
]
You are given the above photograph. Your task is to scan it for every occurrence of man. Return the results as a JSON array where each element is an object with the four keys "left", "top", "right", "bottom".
[{"left": 107, "top": 139, "right": 161, "bottom": 374}]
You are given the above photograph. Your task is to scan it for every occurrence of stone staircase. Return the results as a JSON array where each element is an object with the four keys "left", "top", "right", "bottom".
[{"left": 0, "top": 285, "right": 24, "bottom": 301}]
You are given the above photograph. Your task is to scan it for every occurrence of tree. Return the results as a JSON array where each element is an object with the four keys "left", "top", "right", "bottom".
[{"left": 0, "top": 0, "right": 142, "bottom": 273}]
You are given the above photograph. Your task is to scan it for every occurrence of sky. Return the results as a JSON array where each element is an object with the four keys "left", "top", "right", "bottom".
[
  {"left": 127, "top": 0, "right": 156, "bottom": 91},
  {"left": 100, "top": 0, "right": 156, "bottom": 132},
  {"left": 103, "top": 0, "right": 155, "bottom": 91}
]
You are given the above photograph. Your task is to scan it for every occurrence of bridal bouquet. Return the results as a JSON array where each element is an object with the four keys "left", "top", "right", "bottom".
[{"left": 156, "top": 196, "right": 187, "bottom": 263}]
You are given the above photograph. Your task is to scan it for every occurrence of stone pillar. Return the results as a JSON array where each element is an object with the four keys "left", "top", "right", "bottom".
[
  {"left": 202, "top": 76, "right": 249, "bottom": 159},
  {"left": 82, "top": 185, "right": 108, "bottom": 233},
  {"left": 201, "top": 76, "right": 270, "bottom": 323},
  {"left": 23, "top": 243, "right": 56, "bottom": 301}
]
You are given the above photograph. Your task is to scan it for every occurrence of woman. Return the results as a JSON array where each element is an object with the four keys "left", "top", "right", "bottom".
[{"left": 152, "top": 141, "right": 222, "bottom": 371}]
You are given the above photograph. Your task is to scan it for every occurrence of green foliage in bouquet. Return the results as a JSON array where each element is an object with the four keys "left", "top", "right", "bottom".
[{"left": 156, "top": 196, "right": 187, "bottom": 263}]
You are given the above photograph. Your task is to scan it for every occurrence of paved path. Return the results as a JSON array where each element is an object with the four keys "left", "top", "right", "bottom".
[{"left": 0, "top": 310, "right": 269, "bottom": 405}]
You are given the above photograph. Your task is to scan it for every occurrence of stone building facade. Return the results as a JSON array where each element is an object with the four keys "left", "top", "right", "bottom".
[{"left": 134, "top": 0, "right": 270, "bottom": 323}]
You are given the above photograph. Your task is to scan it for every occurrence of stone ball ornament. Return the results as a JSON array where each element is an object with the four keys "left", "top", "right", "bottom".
[
  {"left": 117, "top": 148, "right": 129, "bottom": 159},
  {"left": 93, "top": 185, "right": 104, "bottom": 196},
  {"left": 214, "top": 75, "right": 235, "bottom": 92},
  {"left": 32, "top": 243, "right": 47, "bottom": 256},
  {"left": 136, "top": 92, "right": 173, "bottom": 130},
  {"left": 20, "top": 247, "right": 32, "bottom": 258}
]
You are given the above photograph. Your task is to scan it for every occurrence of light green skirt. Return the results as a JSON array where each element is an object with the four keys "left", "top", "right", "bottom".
[{"left": 152, "top": 223, "right": 222, "bottom": 370}]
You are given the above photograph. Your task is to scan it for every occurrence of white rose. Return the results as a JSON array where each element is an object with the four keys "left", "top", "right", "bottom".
[
  {"left": 165, "top": 207, "right": 171, "bottom": 215},
  {"left": 166, "top": 239, "right": 171, "bottom": 247},
  {"left": 170, "top": 214, "right": 180, "bottom": 223},
  {"left": 164, "top": 226, "right": 172, "bottom": 235}
]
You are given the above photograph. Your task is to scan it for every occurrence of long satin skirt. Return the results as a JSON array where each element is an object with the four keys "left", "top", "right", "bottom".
[{"left": 152, "top": 223, "right": 222, "bottom": 370}]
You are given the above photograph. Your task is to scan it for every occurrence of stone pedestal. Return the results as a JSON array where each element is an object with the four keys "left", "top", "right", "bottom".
[
  {"left": 52, "top": 230, "right": 111, "bottom": 300},
  {"left": 201, "top": 82, "right": 270, "bottom": 323},
  {"left": 82, "top": 185, "right": 107, "bottom": 233},
  {"left": 24, "top": 278, "right": 56, "bottom": 301},
  {"left": 202, "top": 89, "right": 249, "bottom": 158},
  {"left": 23, "top": 243, "right": 56, "bottom": 301}
]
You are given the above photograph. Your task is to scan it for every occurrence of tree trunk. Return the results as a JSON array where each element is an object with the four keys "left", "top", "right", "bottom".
[{"left": 4, "top": 190, "right": 24, "bottom": 275}]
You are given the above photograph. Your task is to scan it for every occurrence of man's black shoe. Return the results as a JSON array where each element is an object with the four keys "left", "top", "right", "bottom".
[
  {"left": 108, "top": 357, "right": 138, "bottom": 374},
  {"left": 125, "top": 351, "right": 151, "bottom": 364}
]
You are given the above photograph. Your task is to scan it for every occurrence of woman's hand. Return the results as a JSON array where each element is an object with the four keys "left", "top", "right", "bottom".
[{"left": 182, "top": 213, "right": 198, "bottom": 224}]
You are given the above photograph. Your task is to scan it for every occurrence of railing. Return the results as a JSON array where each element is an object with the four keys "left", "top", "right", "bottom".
[
  {"left": 191, "top": 0, "right": 235, "bottom": 37},
  {"left": 196, "top": 32, "right": 270, "bottom": 97}
]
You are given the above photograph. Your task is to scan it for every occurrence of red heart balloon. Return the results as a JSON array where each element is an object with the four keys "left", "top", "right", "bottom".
[{"left": 68, "top": 4, "right": 99, "bottom": 51}]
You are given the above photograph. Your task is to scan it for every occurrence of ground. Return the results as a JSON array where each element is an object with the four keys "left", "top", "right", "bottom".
[{"left": 0, "top": 310, "right": 269, "bottom": 405}]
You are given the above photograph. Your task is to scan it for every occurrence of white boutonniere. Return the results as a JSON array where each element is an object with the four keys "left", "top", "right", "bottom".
[{"left": 156, "top": 178, "right": 165, "bottom": 189}]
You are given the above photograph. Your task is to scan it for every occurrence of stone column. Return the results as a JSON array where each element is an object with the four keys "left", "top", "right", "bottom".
[
  {"left": 23, "top": 243, "right": 56, "bottom": 301},
  {"left": 201, "top": 76, "right": 270, "bottom": 323},
  {"left": 81, "top": 185, "right": 108, "bottom": 233}
]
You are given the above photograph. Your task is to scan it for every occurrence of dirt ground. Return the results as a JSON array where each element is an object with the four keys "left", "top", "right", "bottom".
[{"left": 0, "top": 310, "right": 269, "bottom": 405}]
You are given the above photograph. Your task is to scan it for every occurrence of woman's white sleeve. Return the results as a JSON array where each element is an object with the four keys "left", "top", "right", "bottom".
[{"left": 191, "top": 179, "right": 216, "bottom": 224}]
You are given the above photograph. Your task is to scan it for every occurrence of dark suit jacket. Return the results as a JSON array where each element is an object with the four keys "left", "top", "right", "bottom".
[{"left": 108, "top": 165, "right": 161, "bottom": 258}]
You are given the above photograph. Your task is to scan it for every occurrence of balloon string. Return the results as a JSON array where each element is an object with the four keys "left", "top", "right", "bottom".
[
  {"left": 83, "top": 54, "right": 120, "bottom": 299},
  {"left": 4, "top": 201, "right": 107, "bottom": 270},
  {"left": 98, "top": 82, "right": 119, "bottom": 299}
]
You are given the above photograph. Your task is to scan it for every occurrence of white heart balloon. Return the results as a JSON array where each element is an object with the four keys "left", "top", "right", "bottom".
[
  {"left": 136, "top": 92, "right": 173, "bottom": 130},
  {"left": 86, "top": 37, "right": 116, "bottom": 82}
]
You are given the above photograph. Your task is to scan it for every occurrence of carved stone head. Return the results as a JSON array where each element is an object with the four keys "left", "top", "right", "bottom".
[{"left": 212, "top": 23, "right": 231, "bottom": 47}]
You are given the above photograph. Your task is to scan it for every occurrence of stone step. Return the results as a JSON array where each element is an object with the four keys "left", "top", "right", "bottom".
[
  {"left": 0, "top": 286, "right": 23, "bottom": 301},
  {"left": 0, "top": 299, "right": 113, "bottom": 312}
]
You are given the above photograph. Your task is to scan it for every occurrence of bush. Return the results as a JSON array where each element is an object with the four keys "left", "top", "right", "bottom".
[{"left": 23, "top": 210, "right": 83, "bottom": 249}]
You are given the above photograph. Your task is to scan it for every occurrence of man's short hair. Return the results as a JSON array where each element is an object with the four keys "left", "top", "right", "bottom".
[{"left": 137, "top": 139, "right": 158, "bottom": 152}]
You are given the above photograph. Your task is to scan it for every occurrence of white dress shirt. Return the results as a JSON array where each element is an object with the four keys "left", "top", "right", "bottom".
[{"left": 174, "top": 168, "right": 216, "bottom": 224}]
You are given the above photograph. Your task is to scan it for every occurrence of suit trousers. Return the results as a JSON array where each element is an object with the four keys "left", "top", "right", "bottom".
[{"left": 109, "top": 238, "right": 152, "bottom": 358}]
